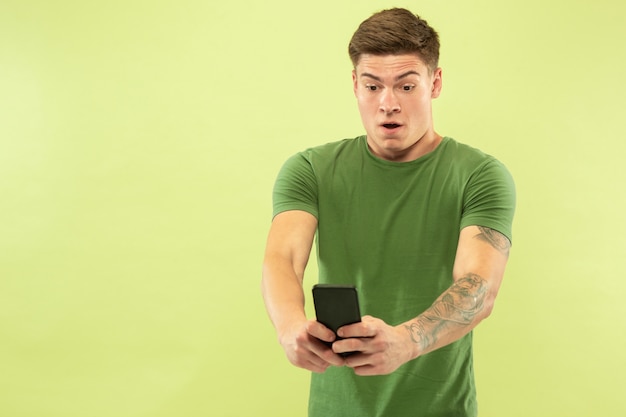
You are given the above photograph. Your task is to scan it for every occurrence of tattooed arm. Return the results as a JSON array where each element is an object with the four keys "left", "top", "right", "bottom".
[
  {"left": 334, "top": 225, "right": 511, "bottom": 375},
  {"left": 403, "top": 225, "right": 511, "bottom": 356}
]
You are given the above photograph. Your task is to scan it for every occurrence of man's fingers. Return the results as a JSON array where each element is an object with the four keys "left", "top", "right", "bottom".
[
  {"left": 337, "top": 317, "right": 378, "bottom": 338},
  {"left": 306, "top": 320, "right": 337, "bottom": 343},
  {"left": 289, "top": 339, "right": 342, "bottom": 372},
  {"left": 332, "top": 336, "right": 369, "bottom": 356},
  {"left": 301, "top": 322, "right": 345, "bottom": 367}
]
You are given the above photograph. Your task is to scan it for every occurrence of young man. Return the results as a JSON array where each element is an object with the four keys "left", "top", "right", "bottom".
[{"left": 262, "top": 8, "right": 515, "bottom": 417}]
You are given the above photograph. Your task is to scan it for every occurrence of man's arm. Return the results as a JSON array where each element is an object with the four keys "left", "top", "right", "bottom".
[
  {"left": 403, "top": 225, "right": 510, "bottom": 355},
  {"left": 261, "top": 210, "right": 345, "bottom": 372},
  {"left": 333, "top": 225, "right": 511, "bottom": 375}
]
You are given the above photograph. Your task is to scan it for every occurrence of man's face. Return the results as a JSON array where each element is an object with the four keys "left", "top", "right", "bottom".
[{"left": 353, "top": 54, "right": 442, "bottom": 162}]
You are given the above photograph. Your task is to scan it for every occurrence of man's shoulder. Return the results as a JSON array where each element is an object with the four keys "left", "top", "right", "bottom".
[
  {"left": 279, "top": 136, "right": 364, "bottom": 177},
  {"left": 442, "top": 137, "right": 489, "bottom": 159},
  {"left": 299, "top": 136, "right": 364, "bottom": 159},
  {"left": 440, "top": 137, "right": 504, "bottom": 171}
]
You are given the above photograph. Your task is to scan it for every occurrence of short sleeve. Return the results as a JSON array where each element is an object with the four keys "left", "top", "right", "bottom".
[
  {"left": 460, "top": 159, "right": 516, "bottom": 242},
  {"left": 272, "top": 152, "right": 319, "bottom": 219}
]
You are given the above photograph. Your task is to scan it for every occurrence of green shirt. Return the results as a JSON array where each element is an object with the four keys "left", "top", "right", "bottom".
[{"left": 273, "top": 136, "right": 516, "bottom": 417}]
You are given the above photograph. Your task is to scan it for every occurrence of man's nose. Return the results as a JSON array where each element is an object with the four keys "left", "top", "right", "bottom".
[{"left": 379, "top": 89, "right": 401, "bottom": 113}]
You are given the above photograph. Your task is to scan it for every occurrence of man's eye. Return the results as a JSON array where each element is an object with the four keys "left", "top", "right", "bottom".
[
  {"left": 366, "top": 85, "right": 378, "bottom": 91},
  {"left": 402, "top": 85, "right": 414, "bottom": 91}
]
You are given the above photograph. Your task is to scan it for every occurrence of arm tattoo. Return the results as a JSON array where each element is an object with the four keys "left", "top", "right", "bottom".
[
  {"left": 475, "top": 226, "right": 511, "bottom": 255},
  {"left": 404, "top": 273, "right": 488, "bottom": 351}
]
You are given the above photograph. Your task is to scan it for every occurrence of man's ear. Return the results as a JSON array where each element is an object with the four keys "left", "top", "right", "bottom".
[
  {"left": 431, "top": 67, "right": 442, "bottom": 99},
  {"left": 352, "top": 70, "right": 358, "bottom": 97}
]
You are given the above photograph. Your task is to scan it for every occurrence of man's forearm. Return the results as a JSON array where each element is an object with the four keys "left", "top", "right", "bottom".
[
  {"left": 261, "top": 258, "right": 308, "bottom": 338},
  {"left": 403, "top": 273, "right": 490, "bottom": 357},
  {"left": 261, "top": 211, "right": 317, "bottom": 338}
]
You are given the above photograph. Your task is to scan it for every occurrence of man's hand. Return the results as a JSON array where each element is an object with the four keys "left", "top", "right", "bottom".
[
  {"left": 332, "top": 315, "right": 414, "bottom": 376},
  {"left": 279, "top": 319, "right": 346, "bottom": 373}
]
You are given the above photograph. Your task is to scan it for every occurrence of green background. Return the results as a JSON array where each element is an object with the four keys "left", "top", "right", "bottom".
[{"left": 1, "top": 0, "right": 625, "bottom": 415}]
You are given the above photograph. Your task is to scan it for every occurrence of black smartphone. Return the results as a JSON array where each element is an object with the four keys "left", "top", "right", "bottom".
[{"left": 312, "top": 284, "right": 361, "bottom": 355}]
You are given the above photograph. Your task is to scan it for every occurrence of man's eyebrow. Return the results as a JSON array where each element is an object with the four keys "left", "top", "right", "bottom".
[
  {"left": 360, "top": 70, "right": 421, "bottom": 82},
  {"left": 360, "top": 72, "right": 383, "bottom": 82},
  {"left": 395, "top": 70, "right": 420, "bottom": 80}
]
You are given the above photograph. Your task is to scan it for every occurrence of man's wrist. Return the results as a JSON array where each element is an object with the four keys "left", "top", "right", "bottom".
[{"left": 401, "top": 320, "right": 426, "bottom": 360}]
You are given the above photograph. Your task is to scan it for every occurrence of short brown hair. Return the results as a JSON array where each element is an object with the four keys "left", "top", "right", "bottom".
[{"left": 348, "top": 8, "right": 440, "bottom": 72}]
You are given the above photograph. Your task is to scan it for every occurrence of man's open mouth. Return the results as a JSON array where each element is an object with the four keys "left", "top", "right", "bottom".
[{"left": 383, "top": 123, "right": 401, "bottom": 129}]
